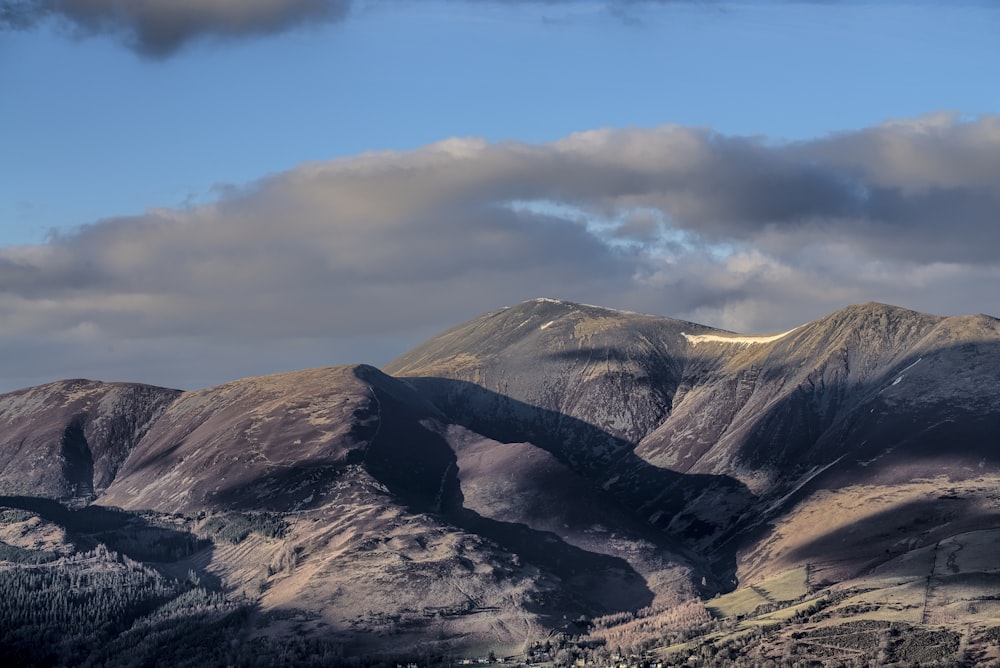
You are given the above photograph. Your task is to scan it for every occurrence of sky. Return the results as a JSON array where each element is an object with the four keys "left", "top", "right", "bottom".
[{"left": 1, "top": 0, "right": 999, "bottom": 392}]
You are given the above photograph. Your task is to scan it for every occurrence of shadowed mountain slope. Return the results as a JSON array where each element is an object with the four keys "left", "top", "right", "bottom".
[
  {"left": 385, "top": 298, "right": 706, "bottom": 465},
  {"left": 91, "top": 363, "right": 699, "bottom": 651},
  {"left": 385, "top": 299, "right": 1000, "bottom": 572},
  {"left": 2, "top": 299, "right": 1000, "bottom": 661},
  {"left": 0, "top": 380, "right": 181, "bottom": 499},
  {"left": 98, "top": 364, "right": 452, "bottom": 514}
]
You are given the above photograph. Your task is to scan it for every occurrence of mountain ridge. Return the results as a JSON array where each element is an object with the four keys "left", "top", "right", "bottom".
[{"left": 2, "top": 299, "right": 999, "bottom": 661}]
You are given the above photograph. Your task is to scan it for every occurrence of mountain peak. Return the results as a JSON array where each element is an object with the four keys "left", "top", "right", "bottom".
[
  {"left": 518, "top": 296, "right": 655, "bottom": 319},
  {"left": 824, "top": 300, "right": 939, "bottom": 322},
  {"left": 794, "top": 301, "right": 944, "bottom": 346}
]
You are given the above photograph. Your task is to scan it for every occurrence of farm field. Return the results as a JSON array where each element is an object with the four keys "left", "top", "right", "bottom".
[{"left": 657, "top": 488, "right": 1000, "bottom": 666}]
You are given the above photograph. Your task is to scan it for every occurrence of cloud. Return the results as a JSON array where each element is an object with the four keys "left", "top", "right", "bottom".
[
  {"left": 2, "top": 0, "right": 735, "bottom": 57},
  {"left": 1, "top": 113, "right": 998, "bottom": 390},
  {"left": 0, "top": 0, "right": 350, "bottom": 56}
]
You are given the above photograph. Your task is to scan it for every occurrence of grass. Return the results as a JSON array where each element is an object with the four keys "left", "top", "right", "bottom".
[
  {"left": 934, "top": 573, "right": 1000, "bottom": 602},
  {"left": 756, "top": 566, "right": 810, "bottom": 602},
  {"left": 751, "top": 596, "right": 826, "bottom": 624},
  {"left": 706, "top": 586, "right": 770, "bottom": 618},
  {"left": 706, "top": 567, "right": 811, "bottom": 622},
  {"left": 827, "top": 580, "right": 926, "bottom": 624},
  {"left": 644, "top": 482, "right": 1000, "bottom": 667},
  {"left": 700, "top": 526, "right": 1000, "bottom": 656},
  {"left": 869, "top": 542, "right": 938, "bottom": 579},
  {"left": 940, "top": 530, "right": 1000, "bottom": 574},
  {"left": 941, "top": 598, "right": 1000, "bottom": 620}
]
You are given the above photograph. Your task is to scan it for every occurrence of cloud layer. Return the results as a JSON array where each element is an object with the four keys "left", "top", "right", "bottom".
[
  {"left": 1, "top": 0, "right": 350, "bottom": 56},
  {"left": 1, "top": 113, "right": 998, "bottom": 390}
]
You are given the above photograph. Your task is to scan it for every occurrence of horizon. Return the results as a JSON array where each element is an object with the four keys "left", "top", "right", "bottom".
[{"left": 2, "top": 296, "right": 995, "bottom": 394}]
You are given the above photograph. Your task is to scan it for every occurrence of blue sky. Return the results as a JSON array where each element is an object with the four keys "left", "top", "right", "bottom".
[{"left": 1, "top": 1, "right": 999, "bottom": 390}]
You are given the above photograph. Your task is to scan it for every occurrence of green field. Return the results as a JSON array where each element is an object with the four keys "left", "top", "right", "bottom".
[
  {"left": 755, "top": 566, "right": 810, "bottom": 602},
  {"left": 707, "top": 567, "right": 812, "bottom": 619},
  {"left": 706, "top": 586, "right": 770, "bottom": 618}
]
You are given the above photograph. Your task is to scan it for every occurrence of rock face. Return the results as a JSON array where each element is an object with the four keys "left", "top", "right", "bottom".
[{"left": 2, "top": 298, "right": 999, "bottom": 657}]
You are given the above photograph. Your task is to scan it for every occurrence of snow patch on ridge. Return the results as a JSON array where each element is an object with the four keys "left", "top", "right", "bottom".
[
  {"left": 682, "top": 327, "right": 799, "bottom": 346},
  {"left": 527, "top": 297, "right": 654, "bottom": 318}
]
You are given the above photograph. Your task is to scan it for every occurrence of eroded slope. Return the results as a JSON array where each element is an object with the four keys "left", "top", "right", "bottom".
[{"left": 0, "top": 380, "right": 181, "bottom": 499}]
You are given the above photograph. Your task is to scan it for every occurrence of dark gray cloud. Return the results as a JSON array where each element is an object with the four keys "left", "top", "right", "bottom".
[
  {"left": 1, "top": 0, "right": 350, "bottom": 56},
  {"left": 2, "top": 0, "right": 729, "bottom": 56},
  {"left": 1, "top": 114, "right": 997, "bottom": 391}
]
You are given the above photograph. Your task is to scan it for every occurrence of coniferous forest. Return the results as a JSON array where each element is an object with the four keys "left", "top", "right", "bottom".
[{"left": 0, "top": 500, "right": 355, "bottom": 668}]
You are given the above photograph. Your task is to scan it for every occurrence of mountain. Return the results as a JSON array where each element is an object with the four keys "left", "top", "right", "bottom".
[
  {"left": 2, "top": 299, "right": 1000, "bottom": 665},
  {"left": 0, "top": 363, "right": 700, "bottom": 659},
  {"left": 387, "top": 300, "right": 1000, "bottom": 562},
  {"left": 98, "top": 364, "right": 451, "bottom": 514},
  {"left": 0, "top": 379, "right": 181, "bottom": 500}
]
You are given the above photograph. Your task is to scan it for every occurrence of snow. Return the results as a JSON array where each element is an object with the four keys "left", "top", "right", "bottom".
[
  {"left": 682, "top": 327, "right": 799, "bottom": 346},
  {"left": 858, "top": 447, "right": 893, "bottom": 467},
  {"left": 764, "top": 455, "right": 846, "bottom": 514},
  {"left": 528, "top": 297, "right": 654, "bottom": 318},
  {"left": 539, "top": 320, "right": 557, "bottom": 330},
  {"left": 886, "top": 359, "right": 921, "bottom": 388}
]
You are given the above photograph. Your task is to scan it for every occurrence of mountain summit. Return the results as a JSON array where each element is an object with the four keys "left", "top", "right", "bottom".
[{"left": 2, "top": 300, "right": 1000, "bottom": 663}]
